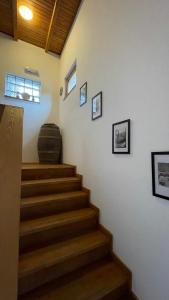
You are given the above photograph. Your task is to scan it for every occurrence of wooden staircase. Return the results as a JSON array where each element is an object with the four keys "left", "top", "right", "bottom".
[{"left": 18, "top": 164, "right": 136, "bottom": 300}]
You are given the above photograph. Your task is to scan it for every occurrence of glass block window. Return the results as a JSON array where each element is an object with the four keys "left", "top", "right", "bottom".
[{"left": 5, "top": 74, "right": 41, "bottom": 103}]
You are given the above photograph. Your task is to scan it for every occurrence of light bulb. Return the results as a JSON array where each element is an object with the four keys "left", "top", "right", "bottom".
[{"left": 19, "top": 5, "right": 33, "bottom": 21}]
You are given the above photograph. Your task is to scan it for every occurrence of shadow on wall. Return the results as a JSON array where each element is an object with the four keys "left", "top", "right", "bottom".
[
  {"left": 23, "top": 134, "right": 39, "bottom": 162},
  {"left": 22, "top": 93, "right": 59, "bottom": 162}
]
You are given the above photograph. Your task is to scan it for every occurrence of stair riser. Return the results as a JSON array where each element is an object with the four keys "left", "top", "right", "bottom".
[
  {"left": 101, "top": 284, "right": 129, "bottom": 300},
  {"left": 21, "top": 180, "right": 81, "bottom": 198},
  {"left": 22, "top": 167, "right": 76, "bottom": 181},
  {"left": 20, "top": 216, "right": 99, "bottom": 253},
  {"left": 19, "top": 243, "right": 111, "bottom": 296},
  {"left": 21, "top": 195, "right": 89, "bottom": 221}
]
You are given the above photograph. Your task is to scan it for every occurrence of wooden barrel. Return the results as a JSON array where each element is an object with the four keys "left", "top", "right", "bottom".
[{"left": 38, "top": 123, "right": 62, "bottom": 164}]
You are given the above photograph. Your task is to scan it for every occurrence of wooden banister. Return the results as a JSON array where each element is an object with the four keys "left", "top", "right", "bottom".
[{"left": 0, "top": 105, "right": 23, "bottom": 300}]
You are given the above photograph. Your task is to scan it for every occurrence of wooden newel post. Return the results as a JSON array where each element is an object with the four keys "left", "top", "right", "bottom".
[{"left": 0, "top": 105, "right": 23, "bottom": 300}]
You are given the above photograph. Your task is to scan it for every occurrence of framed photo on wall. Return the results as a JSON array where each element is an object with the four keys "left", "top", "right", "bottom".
[
  {"left": 80, "top": 82, "right": 87, "bottom": 106},
  {"left": 92, "top": 91, "right": 102, "bottom": 120},
  {"left": 112, "top": 119, "right": 130, "bottom": 154},
  {"left": 152, "top": 152, "right": 169, "bottom": 200}
]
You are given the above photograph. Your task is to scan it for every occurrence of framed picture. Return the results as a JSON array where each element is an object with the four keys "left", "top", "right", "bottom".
[
  {"left": 112, "top": 119, "right": 130, "bottom": 154},
  {"left": 80, "top": 82, "right": 87, "bottom": 106},
  {"left": 92, "top": 92, "right": 102, "bottom": 120},
  {"left": 152, "top": 152, "right": 169, "bottom": 200}
]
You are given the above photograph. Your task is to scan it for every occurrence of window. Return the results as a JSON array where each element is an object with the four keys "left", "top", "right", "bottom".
[
  {"left": 65, "top": 63, "right": 76, "bottom": 98},
  {"left": 5, "top": 74, "right": 41, "bottom": 103}
]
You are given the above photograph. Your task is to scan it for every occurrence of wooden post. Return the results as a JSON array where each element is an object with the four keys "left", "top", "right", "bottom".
[{"left": 0, "top": 105, "right": 23, "bottom": 300}]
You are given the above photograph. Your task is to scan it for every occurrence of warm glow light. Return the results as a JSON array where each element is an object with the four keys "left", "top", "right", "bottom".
[{"left": 19, "top": 5, "right": 33, "bottom": 21}]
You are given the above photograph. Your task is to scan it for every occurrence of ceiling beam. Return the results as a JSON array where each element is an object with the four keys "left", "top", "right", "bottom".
[
  {"left": 12, "top": 0, "right": 18, "bottom": 41},
  {"left": 45, "top": 0, "right": 60, "bottom": 53}
]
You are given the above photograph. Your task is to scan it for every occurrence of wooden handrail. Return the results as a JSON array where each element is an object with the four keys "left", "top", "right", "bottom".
[{"left": 0, "top": 104, "right": 23, "bottom": 300}]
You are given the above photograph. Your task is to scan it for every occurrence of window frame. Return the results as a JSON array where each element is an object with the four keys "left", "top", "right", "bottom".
[
  {"left": 65, "top": 62, "right": 76, "bottom": 99},
  {"left": 4, "top": 73, "right": 41, "bottom": 103}
]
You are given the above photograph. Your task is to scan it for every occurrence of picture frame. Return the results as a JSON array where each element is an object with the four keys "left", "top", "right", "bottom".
[
  {"left": 151, "top": 152, "right": 169, "bottom": 201},
  {"left": 92, "top": 91, "right": 102, "bottom": 120},
  {"left": 112, "top": 119, "right": 130, "bottom": 154},
  {"left": 80, "top": 82, "right": 87, "bottom": 106}
]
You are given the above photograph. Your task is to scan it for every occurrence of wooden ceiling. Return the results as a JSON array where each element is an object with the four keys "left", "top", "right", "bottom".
[{"left": 0, "top": 0, "right": 82, "bottom": 55}]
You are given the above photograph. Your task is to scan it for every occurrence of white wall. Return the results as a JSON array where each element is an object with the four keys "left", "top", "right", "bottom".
[
  {"left": 0, "top": 33, "right": 60, "bottom": 162},
  {"left": 59, "top": 1, "right": 169, "bottom": 299}
]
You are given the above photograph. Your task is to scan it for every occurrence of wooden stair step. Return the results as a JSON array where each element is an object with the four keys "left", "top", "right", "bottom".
[
  {"left": 20, "top": 208, "right": 99, "bottom": 252},
  {"left": 22, "top": 164, "right": 76, "bottom": 180},
  {"left": 19, "top": 230, "right": 111, "bottom": 295},
  {"left": 119, "top": 295, "right": 136, "bottom": 300},
  {"left": 19, "top": 258, "right": 130, "bottom": 300},
  {"left": 21, "top": 190, "right": 89, "bottom": 220},
  {"left": 21, "top": 176, "right": 82, "bottom": 198},
  {"left": 119, "top": 297, "right": 135, "bottom": 300}
]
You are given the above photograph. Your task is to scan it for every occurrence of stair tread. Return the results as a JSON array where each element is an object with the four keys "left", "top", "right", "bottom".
[
  {"left": 20, "top": 208, "right": 98, "bottom": 236},
  {"left": 19, "top": 258, "right": 129, "bottom": 300},
  {"left": 21, "top": 191, "right": 88, "bottom": 208},
  {"left": 119, "top": 296, "right": 135, "bottom": 300},
  {"left": 119, "top": 297, "right": 134, "bottom": 300},
  {"left": 19, "top": 230, "right": 110, "bottom": 278},
  {"left": 22, "top": 176, "right": 80, "bottom": 186},
  {"left": 22, "top": 164, "right": 75, "bottom": 170}
]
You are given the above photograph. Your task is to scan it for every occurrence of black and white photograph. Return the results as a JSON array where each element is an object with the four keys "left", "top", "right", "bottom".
[
  {"left": 92, "top": 91, "right": 102, "bottom": 120},
  {"left": 112, "top": 119, "right": 130, "bottom": 154},
  {"left": 80, "top": 82, "right": 87, "bottom": 106},
  {"left": 152, "top": 152, "right": 169, "bottom": 200}
]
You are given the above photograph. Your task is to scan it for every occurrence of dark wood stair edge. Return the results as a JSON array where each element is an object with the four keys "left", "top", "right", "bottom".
[
  {"left": 112, "top": 253, "right": 139, "bottom": 300},
  {"left": 82, "top": 185, "right": 137, "bottom": 298},
  {"left": 64, "top": 163, "right": 77, "bottom": 170},
  {"left": 22, "top": 164, "right": 77, "bottom": 179},
  {"left": 82, "top": 186, "right": 90, "bottom": 196},
  {"left": 21, "top": 176, "right": 82, "bottom": 186},
  {"left": 82, "top": 186, "right": 137, "bottom": 298},
  {"left": 131, "top": 292, "right": 139, "bottom": 300},
  {"left": 77, "top": 174, "right": 84, "bottom": 184},
  {"left": 122, "top": 292, "right": 139, "bottom": 300},
  {"left": 20, "top": 207, "right": 100, "bottom": 237},
  {"left": 22, "top": 163, "right": 76, "bottom": 168},
  {"left": 82, "top": 186, "right": 113, "bottom": 249}
]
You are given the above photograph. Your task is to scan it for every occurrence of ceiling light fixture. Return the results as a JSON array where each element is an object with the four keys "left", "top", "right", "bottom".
[{"left": 19, "top": 5, "right": 33, "bottom": 21}]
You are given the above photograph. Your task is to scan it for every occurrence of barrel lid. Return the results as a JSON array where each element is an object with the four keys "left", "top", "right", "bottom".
[{"left": 42, "top": 123, "right": 59, "bottom": 128}]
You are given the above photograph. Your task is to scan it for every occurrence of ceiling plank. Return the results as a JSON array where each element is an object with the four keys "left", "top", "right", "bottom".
[
  {"left": 45, "top": 0, "right": 60, "bottom": 53},
  {"left": 0, "top": 0, "right": 82, "bottom": 55},
  {"left": 12, "top": 0, "right": 18, "bottom": 40}
]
